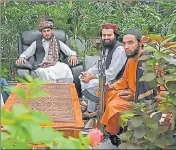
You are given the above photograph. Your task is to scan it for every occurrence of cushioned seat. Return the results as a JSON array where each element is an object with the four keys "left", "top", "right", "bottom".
[
  {"left": 16, "top": 29, "right": 83, "bottom": 97},
  {"left": 84, "top": 55, "right": 99, "bottom": 71}
]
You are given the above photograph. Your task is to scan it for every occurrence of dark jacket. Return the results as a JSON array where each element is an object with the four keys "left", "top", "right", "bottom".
[{"left": 135, "top": 52, "right": 157, "bottom": 103}]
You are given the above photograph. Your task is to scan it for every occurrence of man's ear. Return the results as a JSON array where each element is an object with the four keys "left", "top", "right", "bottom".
[{"left": 139, "top": 40, "right": 143, "bottom": 47}]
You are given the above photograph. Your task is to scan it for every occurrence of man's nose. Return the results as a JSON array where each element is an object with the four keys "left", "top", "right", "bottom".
[
  {"left": 104, "top": 35, "right": 109, "bottom": 39},
  {"left": 124, "top": 43, "right": 129, "bottom": 49}
]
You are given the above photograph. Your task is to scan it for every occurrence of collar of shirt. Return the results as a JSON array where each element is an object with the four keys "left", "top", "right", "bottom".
[{"left": 42, "top": 38, "right": 50, "bottom": 43}]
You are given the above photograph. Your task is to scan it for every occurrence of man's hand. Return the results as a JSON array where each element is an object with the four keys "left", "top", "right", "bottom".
[
  {"left": 80, "top": 72, "right": 90, "bottom": 77},
  {"left": 80, "top": 72, "right": 97, "bottom": 83},
  {"left": 80, "top": 72, "right": 92, "bottom": 83},
  {"left": 106, "top": 83, "right": 115, "bottom": 91},
  {"left": 96, "top": 83, "right": 115, "bottom": 92},
  {"left": 69, "top": 55, "right": 78, "bottom": 66},
  {"left": 119, "top": 89, "right": 134, "bottom": 101},
  {"left": 16, "top": 57, "right": 25, "bottom": 65}
]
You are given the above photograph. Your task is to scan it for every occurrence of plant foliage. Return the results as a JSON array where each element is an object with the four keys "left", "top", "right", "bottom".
[{"left": 119, "top": 34, "right": 176, "bottom": 149}]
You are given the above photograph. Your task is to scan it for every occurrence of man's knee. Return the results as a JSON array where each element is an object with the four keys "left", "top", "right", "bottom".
[
  {"left": 106, "top": 98, "right": 131, "bottom": 112},
  {"left": 107, "top": 100, "right": 119, "bottom": 108},
  {"left": 80, "top": 81, "right": 90, "bottom": 90}
]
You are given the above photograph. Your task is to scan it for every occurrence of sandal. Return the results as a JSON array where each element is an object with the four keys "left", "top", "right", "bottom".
[
  {"left": 80, "top": 100, "right": 87, "bottom": 107},
  {"left": 80, "top": 104, "right": 87, "bottom": 113},
  {"left": 82, "top": 111, "right": 98, "bottom": 120}
]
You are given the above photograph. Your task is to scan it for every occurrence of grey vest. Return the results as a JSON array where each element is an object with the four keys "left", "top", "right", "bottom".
[{"left": 33, "top": 37, "right": 61, "bottom": 66}]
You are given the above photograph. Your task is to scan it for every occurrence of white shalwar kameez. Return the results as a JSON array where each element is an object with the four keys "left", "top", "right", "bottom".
[
  {"left": 20, "top": 39, "right": 76, "bottom": 83},
  {"left": 81, "top": 46, "right": 127, "bottom": 112}
]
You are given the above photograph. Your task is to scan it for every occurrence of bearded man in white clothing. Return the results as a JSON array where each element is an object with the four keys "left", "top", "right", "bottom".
[
  {"left": 80, "top": 23, "right": 127, "bottom": 118},
  {"left": 16, "top": 20, "right": 78, "bottom": 83}
]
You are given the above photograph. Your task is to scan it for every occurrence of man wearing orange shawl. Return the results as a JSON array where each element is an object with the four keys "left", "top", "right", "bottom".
[{"left": 95, "top": 28, "right": 157, "bottom": 148}]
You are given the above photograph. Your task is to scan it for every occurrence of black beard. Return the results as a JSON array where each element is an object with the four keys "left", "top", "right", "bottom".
[
  {"left": 44, "top": 37, "right": 52, "bottom": 41},
  {"left": 126, "top": 47, "right": 139, "bottom": 58},
  {"left": 102, "top": 38, "right": 116, "bottom": 49},
  {"left": 43, "top": 33, "right": 53, "bottom": 41}
]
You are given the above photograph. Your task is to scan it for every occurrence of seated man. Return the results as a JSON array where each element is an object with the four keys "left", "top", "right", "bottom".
[
  {"left": 16, "top": 20, "right": 78, "bottom": 83},
  {"left": 80, "top": 23, "right": 127, "bottom": 118},
  {"left": 95, "top": 28, "right": 157, "bottom": 148},
  {"left": 1, "top": 78, "right": 11, "bottom": 104}
]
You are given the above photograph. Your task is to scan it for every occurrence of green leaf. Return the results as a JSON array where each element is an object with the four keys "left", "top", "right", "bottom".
[
  {"left": 139, "top": 62, "right": 152, "bottom": 71},
  {"left": 59, "top": 138, "right": 83, "bottom": 149},
  {"left": 33, "top": 77, "right": 48, "bottom": 85},
  {"left": 164, "top": 75, "right": 176, "bottom": 81},
  {"left": 161, "top": 91, "right": 170, "bottom": 96},
  {"left": 139, "top": 76, "right": 145, "bottom": 82},
  {"left": 138, "top": 55, "right": 151, "bottom": 61},
  {"left": 166, "top": 81, "right": 176, "bottom": 93},
  {"left": 171, "top": 107, "right": 176, "bottom": 113},
  {"left": 147, "top": 59, "right": 156, "bottom": 67},
  {"left": 144, "top": 72, "right": 156, "bottom": 82},
  {"left": 133, "top": 125, "right": 147, "bottom": 139},
  {"left": 24, "top": 73, "right": 33, "bottom": 82},
  {"left": 45, "top": 141, "right": 56, "bottom": 149},
  {"left": 145, "top": 130, "right": 157, "bottom": 143},
  {"left": 148, "top": 80, "right": 157, "bottom": 89},
  {"left": 120, "top": 111, "right": 136, "bottom": 128},
  {"left": 16, "top": 141, "right": 31, "bottom": 149},
  {"left": 164, "top": 130, "right": 176, "bottom": 145},
  {"left": 118, "top": 143, "right": 128, "bottom": 149},
  {"left": 79, "top": 132, "right": 89, "bottom": 147},
  {"left": 148, "top": 34, "right": 166, "bottom": 44},
  {"left": 17, "top": 121, "right": 36, "bottom": 138},
  {"left": 1, "top": 132, "right": 11, "bottom": 141},
  {"left": 143, "top": 46, "right": 157, "bottom": 52},
  {"left": 173, "top": 100, "right": 176, "bottom": 106},
  {"left": 156, "top": 77, "right": 165, "bottom": 85},
  {"left": 27, "top": 78, "right": 47, "bottom": 90},
  {"left": 29, "top": 125, "right": 62, "bottom": 143},
  {"left": 154, "top": 136, "right": 170, "bottom": 148},
  {"left": 130, "top": 116, "right": 143, "bottom": 128},
  {"left": 29, "top": 111, "right": 52, "bottom": 123},
  {"left": 11, "top": 87, "right": 26, "bottom": 100},
  {"left": 118, "top": 130, "right": 133, "bottom": 142},
  {"left": 120, "top": 112, "right": 136, "bottom": 119},
  {"left": 120, "top": 118, "right": 128, "bottom": 128},
  {"left": 160, "top": 34, "right": 176, "bottom": 47},
  {"left": 12, "top": 104, "right": 29, "bottom": 117},
  {"left": 143, "top": 115, "right": 158, "bottom": 129},
  {"left": 16, "top": 128, "right": 31, "bottom": 143},
  {"left": 154, "top": 52, "right": 164, "bottom": 59},
  {"left": 29, "top": 89, "right": 49, "bottom": 99},
  {"left": 5, "top": 124, "right": 17, "bottom": 137},
  {"left": 150, "top": 112, "right": 162, "bottom": 122},
  {"left": 1, "top": 139, "right": 17, "bottom": 149},
  {"left": 154, "top": 126, "right": 168, "bottom": 136},
  {"left": 16, "top": 76, "right": 28, "bottom": 83},
  {"left": 1, "top": 108, "right": 14, "bottom": 121},
  {"left": 157, "top": 64, "right": 167, "bottom": 70}
]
